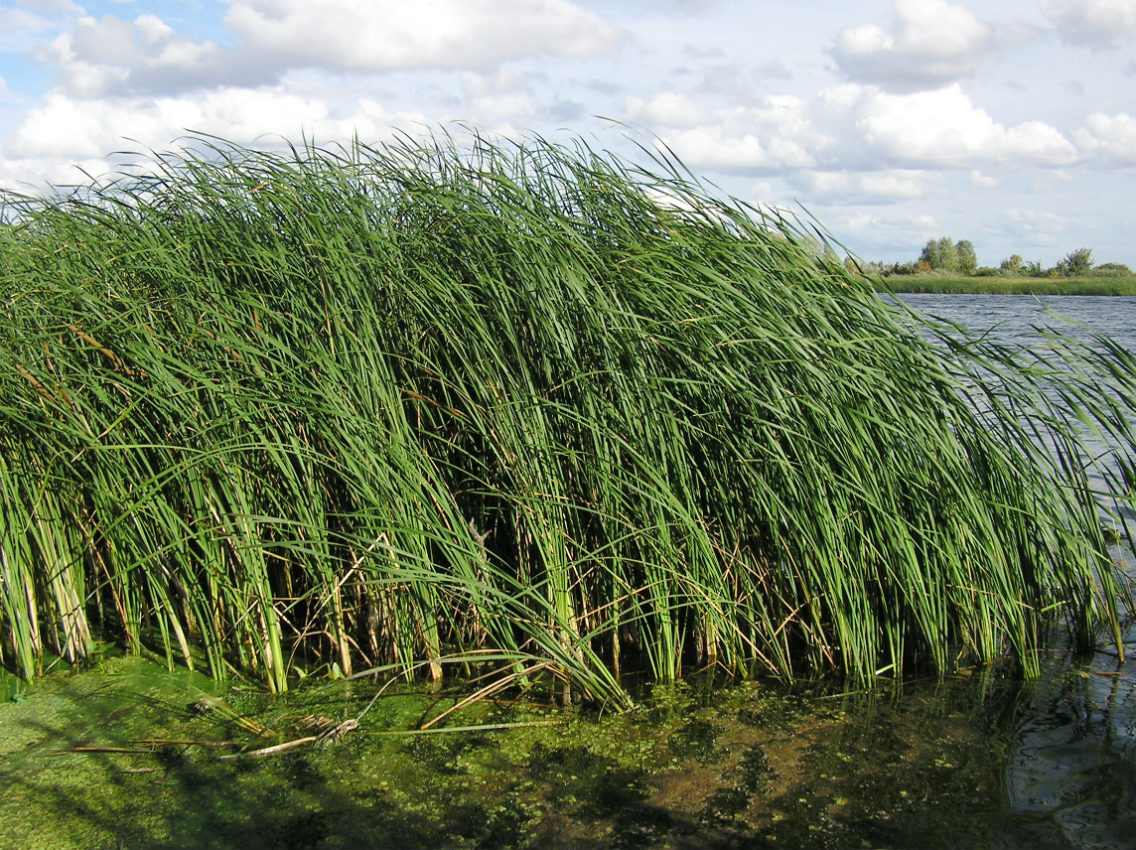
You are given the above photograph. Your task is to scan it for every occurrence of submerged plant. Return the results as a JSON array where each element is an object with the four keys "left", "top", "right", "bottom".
[{"left": 0, "top": 130, "right": 1131, "bottom": 704}]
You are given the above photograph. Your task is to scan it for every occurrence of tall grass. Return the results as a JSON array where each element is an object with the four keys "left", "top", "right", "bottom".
[{"left": 1, "top": 131, "right": 1132, "bottom": 704}]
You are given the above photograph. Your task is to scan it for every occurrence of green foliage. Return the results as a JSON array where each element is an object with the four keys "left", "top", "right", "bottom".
[
  {"left": 1000, "top": 254, "right": 1024, "bottom": 273},
  {"left": 919, "top": 237, "right": 959, "bottom": 272},
  {"left": 896, "top": 243, "right": 1128, "bottom": 283},
  {"left": 1058, "top": 247, "right": 1094, "bottom": 277},
  {"left": 955, "top": 240, "right": 977, "bottom": 275},
  {"left": 0, "top": 132, "right": 1132, "bottom": 704},
  {"left": 1093, "top": 262, "right": 1132, "bottom": 277},
  {"left": 917, "top": 237, "right": 976, "bottom": 274}
]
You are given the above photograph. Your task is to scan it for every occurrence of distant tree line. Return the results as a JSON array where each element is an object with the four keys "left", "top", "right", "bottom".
[{"left": 870, "top": 238, "right": 1132, "bottom": 279}]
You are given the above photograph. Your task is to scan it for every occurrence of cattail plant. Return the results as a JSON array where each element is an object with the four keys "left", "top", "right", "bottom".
[{"left": 0, "top": 130, "right": 1131, "bottom": 705}]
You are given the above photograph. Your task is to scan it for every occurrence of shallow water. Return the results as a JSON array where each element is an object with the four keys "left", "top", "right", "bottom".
[
  {"left": 897, "top": 294, "right": 1136, "bottom": 850},
  {"left": 2, "top": 295, "right": 1134, "bottom": 849},
  {"left": 1, "top": 644, "right": 1131, "bottom": 849}
]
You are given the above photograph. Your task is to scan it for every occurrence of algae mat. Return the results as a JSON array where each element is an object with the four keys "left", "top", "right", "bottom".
[{"left": 1, "top": 655, "right": 1023, "bottom": 849}]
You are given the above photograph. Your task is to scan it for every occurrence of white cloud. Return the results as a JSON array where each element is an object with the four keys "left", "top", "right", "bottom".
[
  {"left": 9, "top": 92, "right": 126, "bottom": 158},
  {"left": 657, "top": 97, "right": 821, "bottom": 173},
  {"left": 1075, "top": 112, "right": 1136, "bottom": 163},
  {"left": 31, "top": 1, "right": 619, "bottom": 98},
  {"left": 624, "top": 91, "right": 709, "bottom": 128},
  {"left": 1040, "top": 0, "right": 1136, "bottom": 47},
  {"left": 71, "top": 15, "right": 136, "bottom": 64},
  {"left": 969, "top": 169, "right": 997, "bottom": 187},
  {"left": 661, "top": 126, "right": 815, "bottom": 172},
  {"left": 797, "top": 169, "right": 932, "bottom": 204},
  {"left": 1004, "top": 207, "right": 1065, "bottom": 246},
  {"left": 622, "top": 80, "right": 1082, "bottom": 178},
  {"left": 0, "top": 4, "right": 66, "bottom": 51},
  {"left": 689, "top": 62, "right": 759, "bottom": 100},
  {"left": 45, "top": 14, "right": 257, "bottom": 97},
  {"left": 834, "top": 210, "right": 941, "bottom": 259},
  {"left": 464, "top": 92, "right": 538, "bottom": 125},
  {"left": 133, "top": 13, "right": 176, "bottom": 45},
  {"left": 851, "top": 84, "right": 1078, "bottom": 168},
  {"left": 0, "top": 6, "right": 52, "bottom": 33},
  {"left": 654, "top": 0, "right": 726, "bottom": 15},
  {"left": 3, "top": 87, "right": 426, "bottom": 171},
  {"left": 833, "top": 0, "right": 994, "bottom": 92},
  {"left": 13, "top": 1, "right": 81, "bottom": 12},
  {"left": 222, "top": 0, "right": 618, "bottom": 72},
  {"left": 461, "top": 69, "right": 532, "bottom": 99}
]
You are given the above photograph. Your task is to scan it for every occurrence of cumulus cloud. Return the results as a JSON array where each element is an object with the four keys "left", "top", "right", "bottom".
[
  {"left": 690, "top": 62, "right": 760, "bottom": 99},
  {"left": 654, "top": 0, "right": 726, "bottom": 15},
  {"left": 0, "top": 3, "right": 71, "bottom": 51},
  {"left": 661, "top": 127, "right": 813, "bottom": 172},
  {"left": 620, "top": 80, "right": 1082, "bottom": 181},
  {"left": 849, "top": 84, "right": 1078, "bottom": 168},
  {"left": 1040, "top": 0, "right": 1136, "bottom": 47},
  {"left": 461, "top": 69, "right": 534, "bottom": 99},
  {"left": 34, "top": 1, "right": 619, "bottom": 98},
  {"left": 223, "top": 0, "right": 618, "bottom": 72},
  {"left": 624, "top": 91, "right": 709, "bottom": 128},
  {"left": 4, "top": 86, "right": 426, "bottom": 168},
  {"left": 833, "top": 0, "right": 994, "bottom": 92},
  {"left": 1003, "top": 207, "right": 1065, "bottom": 247},
  {"left": 45, "top": 14, "right": 271, "bottom": 97},
  {"left": 656, "top": 97, "right": 823, "bottom": 174},
  {"left": 840, "top": 210, "right": 938, "bottom": 245},
  {"left": 796, "top": 168, "right": 933, "bottom": 204},
  {"left": 463, "top": 92, "right": 538, "bottom": 126},
  {"left": 13, "top": 1, "right": 81, "bottom": 12},
  {"left": 1075, "top": 112, "right": 1136, "bottom": 163},
  {"left": 0, "top": 5, "right": 53, "bottom": 34},
  {"left": 456, "top": 67, "right": 591, "bottom": 127}
]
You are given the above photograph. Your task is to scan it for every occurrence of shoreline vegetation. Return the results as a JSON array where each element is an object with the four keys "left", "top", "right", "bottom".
[
  {"left": 874, "top": 274, "right": 1136, "bottom": 296},
  {"left": 2, "top": 131, "right": 1134, "bottom": 708},
  {"left": 863, "top": 235, "right": 1131, "bottom": 295},
  {"left": 864, "top": 234, "right": 1136, "bottom": 296}
]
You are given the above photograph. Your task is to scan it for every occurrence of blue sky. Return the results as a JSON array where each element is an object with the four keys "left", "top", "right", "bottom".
[{"left": 1, "top": 0, "right": 1134, "bottom": 268}]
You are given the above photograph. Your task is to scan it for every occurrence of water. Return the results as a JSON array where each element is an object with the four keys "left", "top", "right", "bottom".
[
  {"left": 1, "top": 295, "right": 1134, "bottom": 849},
  {"left": 896, "top": 294, "right": 1136, "bottom": 348},
  {"left": 899, "top": 295, "right": 1136, "bottom": 850}
]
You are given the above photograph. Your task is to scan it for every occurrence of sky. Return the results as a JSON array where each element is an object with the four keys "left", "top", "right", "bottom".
[{"left": 0, "top": 0, "right": 1134, "bottom": 269}]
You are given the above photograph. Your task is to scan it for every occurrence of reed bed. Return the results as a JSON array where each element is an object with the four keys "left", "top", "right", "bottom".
[{"left": 1, "top": 131, "right": 1132, "bottom": 704}]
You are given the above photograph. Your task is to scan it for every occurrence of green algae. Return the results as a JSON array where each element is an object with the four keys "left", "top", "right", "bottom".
[
  {"left": 0, "top": 654, "right": 229, "bottom": 850},
  {"left": 0, "top": 656, "right": 1029, "bottom": 849}
]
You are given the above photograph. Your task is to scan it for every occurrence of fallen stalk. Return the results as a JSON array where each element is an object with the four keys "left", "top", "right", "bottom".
[{"left": 370, "top": 720, "right": 567, "bottom": 736}]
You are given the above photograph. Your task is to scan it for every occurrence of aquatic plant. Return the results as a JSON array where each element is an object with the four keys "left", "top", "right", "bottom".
[{"left": 0, "top": 130, "right": 1131, "bottom": 703}]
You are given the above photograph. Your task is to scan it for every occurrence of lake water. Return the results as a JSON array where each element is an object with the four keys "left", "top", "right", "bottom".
[
  {"left": 898, "top": 294, "right": 1136, "bottom": 850},
  {"left": 896, "top": 293, "right": 1136, "bottom": 347},
  {"left": 899, "top": 293, "right": 1136, "bottom": 527},
  {"left": 1, "top": 295, "right": 1133, "bottom": 849}
]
